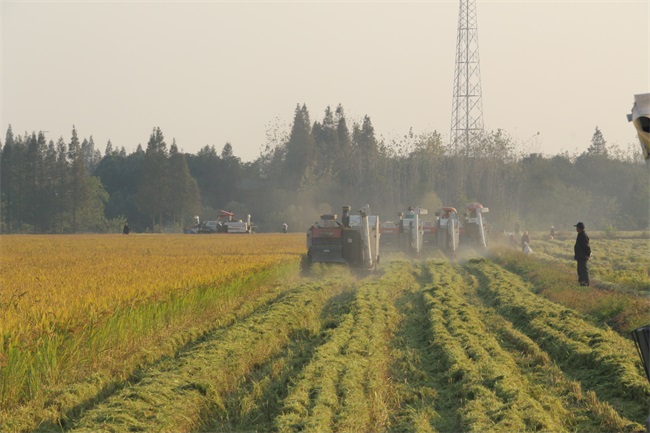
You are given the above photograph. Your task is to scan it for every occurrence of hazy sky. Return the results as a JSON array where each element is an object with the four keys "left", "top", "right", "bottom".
[{"left": 2, "top": 0, "right": 649, "bottom": 162}]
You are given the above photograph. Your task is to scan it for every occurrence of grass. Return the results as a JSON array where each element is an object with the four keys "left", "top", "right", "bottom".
[
  {"left": 488, "top": 246, "right": 650, "bottom": 334},
  {"left": 3, "top": 235, "right": 649, "bottom": 432},
  {"left": 465, "top": 258, "right": 649, "bottom": 429}
]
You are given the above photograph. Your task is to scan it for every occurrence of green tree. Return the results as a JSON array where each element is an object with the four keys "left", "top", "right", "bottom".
[
  {"left": 136, "top": 127, "right": 170, "bottom": 229},
  {"left": 1, "top": 125, "right": 17, "bottom": 231},
  {"left": 284, "top": 103, "right": 315, "bottom": 189},
  {"left": 81, "top": 135, "right": 102, "bottom": 174},
  {"left": 68, "top": 126, "right": 89, "bottom": 232},
  {"left": 586, "top": 126, "right": 608, "bottom": 157},
  {"left": 167, "top": 140, "right": 201, "bottom": 228},
  {"left": 186, "top": 145, "right": 221, "bottom": 210}
]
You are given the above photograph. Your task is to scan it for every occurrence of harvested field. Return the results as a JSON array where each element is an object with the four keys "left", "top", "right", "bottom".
[{"left": 1, "top": 234, "right": 648, "bottom": 432}]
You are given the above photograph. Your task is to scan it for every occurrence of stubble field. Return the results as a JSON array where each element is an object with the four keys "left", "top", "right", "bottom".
[{"left": 0, "top": 233, "right": 648, "bottom": 432}]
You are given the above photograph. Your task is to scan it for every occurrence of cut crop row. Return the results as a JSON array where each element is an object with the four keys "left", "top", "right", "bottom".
[
  {"left": 465, "top": 258, "right": 650, "bottom": 428},
  {"left": 422, "top": 260, "right": 573, "bottom": 432},
  {"left": 275, "top": 262, "right": 417, "bottom": 433},
  {"left": 52, "top": 278, "right": 350, "bottom": 432}
]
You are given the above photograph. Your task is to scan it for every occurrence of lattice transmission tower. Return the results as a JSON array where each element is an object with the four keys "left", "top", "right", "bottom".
[{"left": 450, "top": 0, "right": 484, "bottom": 152}]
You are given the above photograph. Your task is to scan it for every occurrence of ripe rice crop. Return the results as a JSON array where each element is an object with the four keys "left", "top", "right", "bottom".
[{"left": 0, "top": 234, "right": 304, "bottom": 419}]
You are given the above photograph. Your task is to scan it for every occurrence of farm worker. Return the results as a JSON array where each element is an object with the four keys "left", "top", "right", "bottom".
[
  {"left": 123, "top": 222, "right": 130, "bottom": 235},
  {"left": 282, "top": 223, "right": 288, "bottom": 233},
  {"left": 520, "top": 231, "right": 530, "bottom": 253},
  {"left": 549, "top": 226, "right": 555, "bottom": 240},
  {"left": 573, "top": 222, "right": 592, "bottom": 286}
]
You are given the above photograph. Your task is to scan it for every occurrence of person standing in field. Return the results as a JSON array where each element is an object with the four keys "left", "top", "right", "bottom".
[
  {"left": 573, "top": 222, "right": 591, "bottom": 286},
  {"left": 520, "top": 231, "right": 530, "bottom": 253},
  {"left": 123, "top": 222, "right": 130, "bottom": 235}
]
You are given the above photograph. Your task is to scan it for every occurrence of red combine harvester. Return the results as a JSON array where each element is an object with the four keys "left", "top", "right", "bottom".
[{"left": 306, "top": 205, "right": 380, "bottom": 271}]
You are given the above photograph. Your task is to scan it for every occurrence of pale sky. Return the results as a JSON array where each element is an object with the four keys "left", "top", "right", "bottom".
[{"left": 2, "top": 0, "right": 649, "bottom": 162}]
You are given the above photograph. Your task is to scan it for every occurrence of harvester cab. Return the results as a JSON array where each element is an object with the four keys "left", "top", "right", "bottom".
[
  {"left": 463, "top": 202, "right": 489, "bottom": 248},
  {"left": 435, "top": 207, "right": 460, "bottom": 256},
  {"left": 306, "top": 205, "right": 380, "bottom": 271}
]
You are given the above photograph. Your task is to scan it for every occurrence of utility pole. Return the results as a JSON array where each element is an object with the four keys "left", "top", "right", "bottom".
[{"left": 450, "top": 0, "right": 484, "bottom": 153}]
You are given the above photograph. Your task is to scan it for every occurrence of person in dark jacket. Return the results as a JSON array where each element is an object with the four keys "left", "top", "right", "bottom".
[
  {"left": 520, "top": 231, "right": 530, "bottom": 253},
  {"left": 573, "top": 222, "right": 591, "bottom": 286}
]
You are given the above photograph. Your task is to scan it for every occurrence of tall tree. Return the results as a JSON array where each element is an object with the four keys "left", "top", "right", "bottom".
[
  {"left": 81, "top": 135, "right": 102, "bottom": 174},
  {"left": 168, "top": 140, "right": 201, "bottom": 227},
  {"left": 312, "top": 106, "right": 340, "bottom": 177},
  {"left": 136, "top": 127, "right": 170, "bottom": 229},
  {"left": 284, "top": 103, "right": 315, "bottom": 189},
  {"left": 586, "top": 126, "right": 608, "bottom": 157},
  {"left": 68, "top": 126, "right": 89, "bottom": 232},
  {"left": 186, "top": 145, "right": 221, "bottom": 210},
  {"left": 0, "top": 125, "right": 16, "bottom": 231}
]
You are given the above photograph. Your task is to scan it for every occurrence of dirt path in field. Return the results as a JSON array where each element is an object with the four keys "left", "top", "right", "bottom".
[{"left": 49, "top": 260, "right": 648, "bottom": 433}]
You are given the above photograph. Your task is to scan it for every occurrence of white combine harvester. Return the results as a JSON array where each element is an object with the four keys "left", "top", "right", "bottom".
[
  {"left": 435, "top": 207, "right": 460, "bottom": 257},
  {"left": 462, "top": 202, "right": 489, "bottom": 248},
  {"left": 187, "top": 210, "right": 252, "bottom": 234},
  {"left": 379, "top": 207, "right": 428, "bottom": 255}
]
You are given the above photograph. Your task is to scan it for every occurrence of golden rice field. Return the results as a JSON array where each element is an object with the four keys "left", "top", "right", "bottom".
[{"left": 0, "top": 234, "right": 648, "bottom": 432}]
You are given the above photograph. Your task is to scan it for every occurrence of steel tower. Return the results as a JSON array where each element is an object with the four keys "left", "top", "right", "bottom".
[{"left": 450, "top": 0, "right": 484, "bottom": 152}]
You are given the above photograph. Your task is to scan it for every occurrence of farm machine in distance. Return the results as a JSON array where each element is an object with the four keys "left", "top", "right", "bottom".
[
  {"left": 186, "top": 210, "right": 253, "bottom": 234},
  {"left": 305, "top": 205, "right": 380, "bottom": 271}
]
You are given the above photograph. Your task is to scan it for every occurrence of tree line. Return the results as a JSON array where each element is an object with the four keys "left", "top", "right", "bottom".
[{"left": 1, "top": 104, "right": 648, "bottom": 234}]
